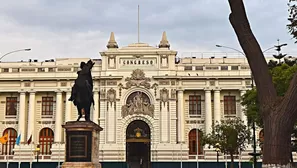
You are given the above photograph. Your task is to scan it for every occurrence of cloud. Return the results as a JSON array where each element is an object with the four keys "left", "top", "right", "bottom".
[{"left": 0, "top": 0, "right": 295, "bottom": 62}]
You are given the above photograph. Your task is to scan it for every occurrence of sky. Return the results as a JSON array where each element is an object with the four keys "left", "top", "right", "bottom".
[{"left": 0, "top": 0, "right": 296, "bottom": 62}]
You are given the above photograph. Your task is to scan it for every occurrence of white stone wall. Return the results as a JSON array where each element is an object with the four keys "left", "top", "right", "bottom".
[{"left": 0, "top": 43, "right": 287, "bottom": 163}]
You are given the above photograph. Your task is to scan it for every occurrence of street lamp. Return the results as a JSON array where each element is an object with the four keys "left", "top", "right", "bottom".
[
  {"left": 36, "top": 144, "right": 40, "bottom": 163},
  {"left": 216, "top": 45, "right": 245, "bottom": 56},
  {"left": 214, "top": 143, "right": 220, "bottom": 168},
  {"left": 216, "top": 44, "right": 281, "bottom": 55},
  {"left": 216, "top": 41, "right": 288, "bottom": 168},
  {"left": 0, "top": 48, "right": 31, "bottom": 61},
  {"left": 215, "top": 143, "right": 220, "bottom": 163}
]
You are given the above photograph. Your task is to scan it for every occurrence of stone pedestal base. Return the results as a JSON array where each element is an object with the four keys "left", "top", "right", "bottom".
[
  {"left": 62, "top": 162, "right": 101, "bottom": 168},
  {"left": 61, "top": 121, "right": 103, "bottom": 168}
]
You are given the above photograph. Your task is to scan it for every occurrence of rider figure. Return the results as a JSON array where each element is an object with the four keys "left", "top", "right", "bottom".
[{"left": 68, "top": 60, "right": 95, "bottom": 121}]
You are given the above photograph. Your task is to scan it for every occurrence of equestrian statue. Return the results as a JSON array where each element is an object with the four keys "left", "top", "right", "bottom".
[{"left": 68, "top": 59, "right": 95, "bottom": 121}]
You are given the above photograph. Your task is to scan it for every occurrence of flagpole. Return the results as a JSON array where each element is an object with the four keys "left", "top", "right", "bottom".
[
  {"left": 18, "top": 144, "right": 21, "bottom": 168},
  {"left": 58, "top": 142, "right": 61, "bottom": 167},
  {"left": 30, "top": 142, "right": 33, "bottom": 168},
  {"left": 238, "top": 149, "right": 241, "bottom": 168},
  {"left": 225, "top": 153, "right": 227, "bottom": 168},
  {"left": 180, "top": 142, "right": 182, "bottom": 168},
  {"left": 6, "top": 131, "right": 10, "bottom": 168},
  {"left": 196, "top": 124, "right": 199, "bottom": 168}
]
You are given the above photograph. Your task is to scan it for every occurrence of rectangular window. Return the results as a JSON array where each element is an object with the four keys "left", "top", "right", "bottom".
[
  {"left": 57, "top": 68, "right": 71, "bottom": 71},
  {"left": 48, "top": 68, "right": 55, "bottom": 72},
  {"left": 240, "top": 66, "right": 250, "bottom": 70},
  {"left": 184, "top": 66, "right": 192, "bottom": 71},
  {"left": 6, "top": 97, "right": 17, "bottom": 116},
  {"left": 42, "top": 97, "right": 54, "bottom": 116},
  {"left": 195, "top": 66, "right": 203, "bottom": 70},
  {"left": 2, "top": 68, "right": 9, "bottom": 72},
  {"left": 205, "top": 66, "right": 219, "bottom": 70},
  {"left": 189, "top": 95, "right": 202, "bottom": 116},
  {"left": 221, "top": 66, "right": 228, "bottom": 70},
  {"left": 224, "top": 96, "right": 236, "bottom": 115},
  {"left": 12, "top": 68, "right": 19, "bottom": 72},
  {"left": 231, "top": 66, "right": 239, "bottom": 70},
  {"left": 21, "top": 68, "right": 35, "bottom": 72},
  {"left": 38, "top": 68, "right": 45, "bottom": 72}
]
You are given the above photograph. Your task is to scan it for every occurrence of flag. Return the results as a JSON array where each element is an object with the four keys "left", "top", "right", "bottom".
[
  {"left": 27, "top": 135, "right": 32, "bottom": 145},
  {"left": 0, "top": 133, "right": 9, "bottom": 144},
  {"left": 16, "top": 134, "right": 21, "bottom": 145}
]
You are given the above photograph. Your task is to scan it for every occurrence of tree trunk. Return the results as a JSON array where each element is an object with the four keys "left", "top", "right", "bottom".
[
  {"left": 226, "top": 0, "right": 297, "bottom": 167},
  {"left": 262, "top": 113, "right": 293, "bottom": 167}
]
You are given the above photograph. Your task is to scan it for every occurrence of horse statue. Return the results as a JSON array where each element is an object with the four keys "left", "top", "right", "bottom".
[{"left": 68, "top": 59, "right": 95, "bottom": 121}]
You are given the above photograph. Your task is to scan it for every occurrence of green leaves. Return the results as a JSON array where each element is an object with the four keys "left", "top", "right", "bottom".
[
  {"left": 202, "top": 118, "right": 251, "bottom": 155},
  {"left": 241, "top": 63, "right": 297, "bottom": 127},
  {"left": 241, "top": 88, "right": 262, "bottom": 127},
  {"left": 288, "top": 0, "right": 297, "bottom": 42},
  {"left": 271, "top": 64, "right": 297, "bottom": 96}
]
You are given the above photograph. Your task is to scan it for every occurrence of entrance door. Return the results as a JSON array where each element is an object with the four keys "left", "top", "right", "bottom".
[{"left": 126, "top": 120, "right": 151, "bottom": 168}]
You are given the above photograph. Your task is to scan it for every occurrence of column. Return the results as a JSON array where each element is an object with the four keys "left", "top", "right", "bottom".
[
  {"left": 93, "top": 91, "right": 99, "bottom": 124},
  {"left": 213, "top": 90, "right": 221, "bottom": 124},
  {"left": 54, "top": 91, "right": 63, "bottom": 142},
  {"left": 27, "top": 92, "right": 36, "bottom": 142},
  {"left": 240, "top": 90, "right": 248, "bottom": 125},
  {"left": 18, "top": 92, "right": 26, "bottom": 143},
  {"left": 177, "top": 90, "right": 185, "bottom": 142},
  {"left": 204, "top": 90, "right": 212, "bottom": 134},
  {"left": 65, "top": 91, "right": 72, "bottom": 122}
]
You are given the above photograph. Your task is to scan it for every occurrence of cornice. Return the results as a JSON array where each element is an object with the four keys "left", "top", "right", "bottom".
[
  {"left": 0, "top": 77, "right": 104, "bottom": 81},
  {"left": 152, "top": 76, "right": 252, "bottom": 80},
  {"left": 100, "top": 51, "right": 177, "bottom": 56},
  {"left": 99, "top": 76, "right": 123, "bottom": 80}
]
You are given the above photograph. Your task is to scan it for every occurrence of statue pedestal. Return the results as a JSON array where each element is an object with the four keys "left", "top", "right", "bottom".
[{"left": 61, "top": 121, "right": 103, "bottom": 168}]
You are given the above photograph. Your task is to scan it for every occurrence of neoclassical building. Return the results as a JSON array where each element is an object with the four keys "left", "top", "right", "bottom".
[{"left": 0, "top": 32, "right": 272, "bottom": 167}]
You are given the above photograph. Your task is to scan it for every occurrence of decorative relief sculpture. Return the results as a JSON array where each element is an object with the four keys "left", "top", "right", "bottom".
[
  {"left": 100, "top": 89, "right": 106, "bottom": 98},
  {"left": 171, "top": 89, "right": 176, "bottom": 99},
  {"left": 107, "top": 88, "right": 116, "bottom": 103},
  {"left": 160, "top": 88, "right": 169, "bottom": 103},
  {"left": 151, "top": 83, "right": 158, "bottom": 97},
  {"left": 121, "top": 91, "right": 154, "bottom": 118},
  {"left": 118, "top": 83, "right": 123, "bottom": 97},
  {"left": 122, "top": 69, "right": 151, "bottom": 89}
]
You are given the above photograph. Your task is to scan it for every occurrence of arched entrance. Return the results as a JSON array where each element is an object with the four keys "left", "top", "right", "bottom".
[{"left": 126, "top": 120, "right": 151, "bottom": 168}]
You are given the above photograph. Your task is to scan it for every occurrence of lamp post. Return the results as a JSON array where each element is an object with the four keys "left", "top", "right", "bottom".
[
  {"left": 215, "top": 143, "right": 220, "bottom": 164},
  {"left": 216, "top": 41, "right": 289, "bottom": 167},
  {"left": 214, "top": 44, "right": 270, "bottom": 168},
  {"left": 0, "top": 48, "right": 31, "bottom": 61},
  {"left": 215, "top": 44, "right": 284, "bottom": 56},
  {"left": 36, "top": 144, "right": 40, "bottom": 163},
  {"left": 215, "top": 45, "right": 245, "bottom": 56}
]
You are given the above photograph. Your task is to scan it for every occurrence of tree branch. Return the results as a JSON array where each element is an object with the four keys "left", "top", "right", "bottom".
[{"left": 227, "top": 0, "right": 277, "bottom": 110}]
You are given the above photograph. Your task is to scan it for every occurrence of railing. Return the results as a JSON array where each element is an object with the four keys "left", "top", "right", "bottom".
[{"left": 177, "top": 52, "right": 288, "bottom": 58}]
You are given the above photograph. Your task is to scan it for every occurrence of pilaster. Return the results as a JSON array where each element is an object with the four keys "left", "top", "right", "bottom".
[
  {"left": 93, "top": 91, "right": 99, "bottom": 124},
  {"left": 27, "top": 91, "right": 36, "bottom": 142},
  {"left": 65, "top": 91, "right": 72, "bottom": 122},
  {"left": 18, "top": 91, "right": 26, "bottom": 143},
  {"left": 204, "top": 89, "right": 212, "bottom": 134},
  {"left": 177, "top": 89, "right": 184, "bottom": 142},
  {"left": 213, "top": 90, "right": 221, "bottom": 124},
  {"left": 54, "top": 91, "right": 63, "bottom": 142}
]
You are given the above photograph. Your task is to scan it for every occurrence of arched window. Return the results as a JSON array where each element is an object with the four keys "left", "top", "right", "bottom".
[
  {"left": 39, "top": 128, "right": 54, "bottom": 155},
  {"left": 1, "top": 128, "right": 17, "bottom": 155},
  {"left": 188, "top": 129, "right": 203, "bottom": 155}
]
